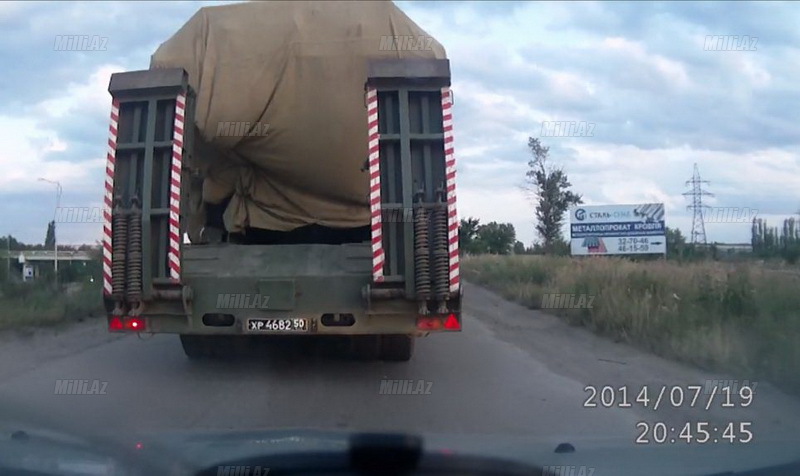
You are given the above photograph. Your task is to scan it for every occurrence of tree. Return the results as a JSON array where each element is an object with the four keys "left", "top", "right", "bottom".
[
  {"left": 458, "top": 219, "right": 517, "bottom": 255},
  {"left": 477, "top": 222, "right": 516, "bottom": 255},
  {"left": 666, "top": 226, "right": 687, "bottom": 259},
  {"left": 45, "top": 220, "right": 56, "bottom": 249},
  {"left": 524, "top": 138, "right": 582, "bottom": 253},
  {"left": 0, "top": 235, "right": 23, "bottom": 251},
  {"left": 751, "top": 217, "right": 800, "bottom": 262},
  {"left": 513, "top": 241, "right": 526, "bottom": 254},
  {"left": 459, "top": 217, "right": 483, "bottom": 255}
]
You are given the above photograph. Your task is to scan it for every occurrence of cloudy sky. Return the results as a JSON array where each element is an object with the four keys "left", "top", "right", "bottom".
[{"left": 1, "top": 1, "right": 798, "bottom": 247}]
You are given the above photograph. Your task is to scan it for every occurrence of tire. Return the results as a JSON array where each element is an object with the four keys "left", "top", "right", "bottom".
[
  {"left": 350, "top": 335, "right": 381, "bottom": 361},
  {"left": 179, "top": 335, "right": 209, "bottom": 360},
  {"left": 379, "top": 335, "right": 414, "bottom": 362}
]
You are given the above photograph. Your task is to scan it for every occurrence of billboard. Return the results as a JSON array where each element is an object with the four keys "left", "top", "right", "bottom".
[{"left": 569, "top": 203, "right": 666, "bottom": 256}]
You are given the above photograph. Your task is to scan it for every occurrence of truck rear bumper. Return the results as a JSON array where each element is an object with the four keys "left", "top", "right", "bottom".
[
  {"left": 109, "top": 312, "right": 456, "bottom": 337},
  {"left": 105, "top": 243, "right": 461, "bottom": 336}
]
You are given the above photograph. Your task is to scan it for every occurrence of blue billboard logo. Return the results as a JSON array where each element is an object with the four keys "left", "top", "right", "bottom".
[{"left": 575, "top": 208, "right": 586, "bottom": 221}]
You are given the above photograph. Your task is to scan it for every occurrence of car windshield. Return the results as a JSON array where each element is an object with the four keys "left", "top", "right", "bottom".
[{"left": 1, "top": 1, "right": 799, "bottom": 475}]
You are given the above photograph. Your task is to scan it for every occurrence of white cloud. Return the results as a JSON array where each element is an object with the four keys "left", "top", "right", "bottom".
[
  {"left": 0, "top": 117, "right": 81, "bottom": 191},
  {"left": 544, "top": 70, "right": 597, "bottom": 102},
  {"left": 459, "top": 187, "right": 536, "bottom": 244},
  {"left": 0, "top": 64, "right": 121, "bottom": 193},
  {"left": 0, "top": 2, "right": 31, "bottom": 19},
  {"left": 601, "top": 37, "right": 691, "bottom": 88},
  {"left": 36, "top": 64, "right": 124, "bottom": 118}
]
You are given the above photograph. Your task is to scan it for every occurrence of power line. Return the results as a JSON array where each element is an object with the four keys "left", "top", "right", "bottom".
[{"left": 682, "top": 163, "right": 714, "bottom": 245}]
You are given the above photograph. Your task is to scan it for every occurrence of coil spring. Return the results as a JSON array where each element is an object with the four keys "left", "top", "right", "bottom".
[
  {"left": 432, "top": 203, "right": 450, "bottom": 300},
  {"left": 126, "top": 200, "right": 143, "bottom": 304},
  {"left": 414, "top": 205, "right": 431, "bottom": 300},
  {"left": 111, "top": 204, "right": 127, "bottom": 300}
]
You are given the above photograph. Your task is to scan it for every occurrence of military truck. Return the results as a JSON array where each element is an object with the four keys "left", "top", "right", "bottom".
[{"left": 102, "top": 2, "right": 461, "bottom": 361}]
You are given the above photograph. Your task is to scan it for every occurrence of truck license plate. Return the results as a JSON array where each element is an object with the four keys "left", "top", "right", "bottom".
[{"left": 247, "top": 318, "right": 309, "bottom": 332}]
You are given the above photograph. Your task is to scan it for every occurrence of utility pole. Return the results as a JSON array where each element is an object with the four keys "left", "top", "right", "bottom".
[
  {"left": 682, "top": 163, "right": 713, "bottom": 245},
  {"left": 38, "top": 178, "right": 62, "bottom": 287}
]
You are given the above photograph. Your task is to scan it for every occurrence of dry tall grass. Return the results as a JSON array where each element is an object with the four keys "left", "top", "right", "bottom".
[
  {"left": 0, "top": 281, "right": 104, "bottom": 330},
  {"left": 463, "top": 255, "right": 800, "bottom": 395}
]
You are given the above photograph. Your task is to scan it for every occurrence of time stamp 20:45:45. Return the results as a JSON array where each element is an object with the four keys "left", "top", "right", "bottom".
[{"left": 636, "top": 421, "right": 753, "bottom": 444}]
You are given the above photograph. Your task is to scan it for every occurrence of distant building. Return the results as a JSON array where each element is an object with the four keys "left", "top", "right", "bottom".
[
  {"left": 713, "top": 243, "right": 753, "bottom": 254},
  {"left": 1, "top": 250, "right": 93, "bottom": 281}
]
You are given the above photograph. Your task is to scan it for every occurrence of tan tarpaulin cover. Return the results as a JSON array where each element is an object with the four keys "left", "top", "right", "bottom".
[{"left": 150, "top": 0, "right": 447, "bottom": 240}]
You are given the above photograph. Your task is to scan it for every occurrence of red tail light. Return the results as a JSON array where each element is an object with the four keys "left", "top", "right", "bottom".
[
  {"left": 109, "top": 316, "right": 146, "bottom": 332},
  {"left": 108, "top": 316, "right": 124, "bottom": 331},
  {"left": 416, "top": 317, "right": 443, "bottom": 331},
  {"left": 125, "top": 317, "right": 146, "bottom": 331},
  {"left": 444, "top": 313, "right": 461, "bottom": 330},
  {"left": 417, "top": 314, "right": 461, "bottom": 331}
]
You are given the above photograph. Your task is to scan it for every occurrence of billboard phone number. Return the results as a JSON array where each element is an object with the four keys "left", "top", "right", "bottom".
[{"left": 618, "top": 237, "right": 651, "bottom": 252}]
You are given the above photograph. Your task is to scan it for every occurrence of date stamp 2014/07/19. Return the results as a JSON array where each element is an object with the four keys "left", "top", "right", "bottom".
[{"left": 583, "top": 384, "right": 755, "bottom": 411}]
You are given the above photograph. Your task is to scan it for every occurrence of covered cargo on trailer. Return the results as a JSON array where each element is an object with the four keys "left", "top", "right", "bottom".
[{"left": 149, "top": 0, "right": 447, "bottom": 241}]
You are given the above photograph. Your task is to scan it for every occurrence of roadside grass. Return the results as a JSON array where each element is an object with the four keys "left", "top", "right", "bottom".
[
  {"left": 0, "top": 280, "right": 105, "bottom": 331},
  {"left": 462, "top": 255, "right": 800, "bottom": 396}
]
